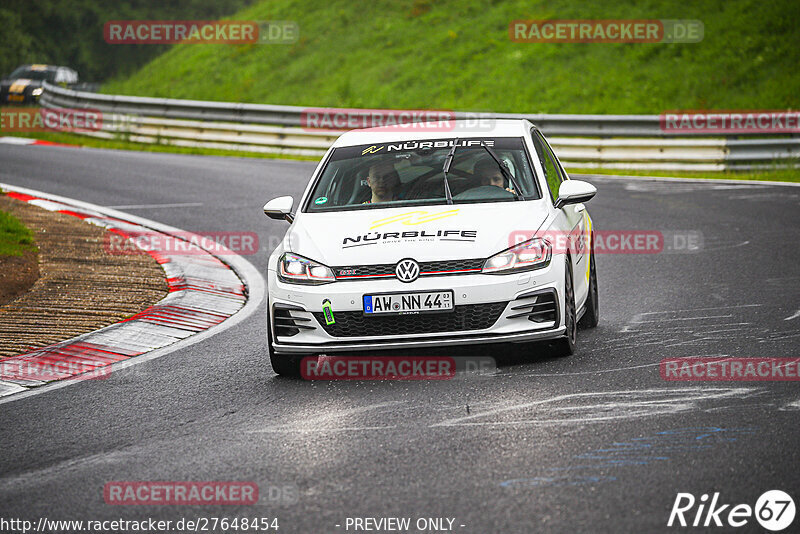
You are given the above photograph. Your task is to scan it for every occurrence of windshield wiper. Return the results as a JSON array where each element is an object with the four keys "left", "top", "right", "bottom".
[
  {"left": 441, "top": 138, "right": 458, "bottom": 205},
  {"left": 479, "top": 140, "right": 524, "bottom": 200}
]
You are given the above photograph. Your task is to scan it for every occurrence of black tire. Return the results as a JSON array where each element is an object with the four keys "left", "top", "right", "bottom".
[
  {"left": 267, "top": 316, "right": 303, "bottom": 377},
  {"left": 270, "top": 353, "right": 303, "bottom": 377},
  {"left": 554, "top": 258, "right": 577, "bottom": 356},
  {"left": 578, "top": 248, "right": 599, "bottom": 329}
]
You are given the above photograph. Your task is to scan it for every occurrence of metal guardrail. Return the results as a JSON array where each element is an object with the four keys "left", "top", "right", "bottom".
[{"left": 40, "top": 82, "right": 798, "bottom": 170}]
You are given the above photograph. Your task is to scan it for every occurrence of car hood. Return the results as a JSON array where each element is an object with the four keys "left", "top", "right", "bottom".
[{"left": 287, "top": 201, "right": 552, "bottom": 266}]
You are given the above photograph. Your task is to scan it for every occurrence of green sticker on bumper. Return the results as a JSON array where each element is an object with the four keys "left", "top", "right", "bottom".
[{"left": 322, "top": 300, "right": 335, "bottom": 325}]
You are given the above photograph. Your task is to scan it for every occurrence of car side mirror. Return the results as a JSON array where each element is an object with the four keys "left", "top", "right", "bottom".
[
  {"left": 263, "top": 196, "right": 294, "bottom": 223},
  {"left": 554, "top": 180, "right": 596, "bottom": 209}
]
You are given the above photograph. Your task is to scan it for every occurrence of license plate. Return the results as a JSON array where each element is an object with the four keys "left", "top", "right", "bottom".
[
  {"left": 7, "top": 95, "right": 24, "bottom": 102},
  {"left": 363, "top": 290, "right": 454, "bottom": 315}
]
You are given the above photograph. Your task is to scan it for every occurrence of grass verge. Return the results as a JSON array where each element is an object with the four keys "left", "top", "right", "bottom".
[
  {"left": 567, "top": 167, "right": 800, "bottom": 183},
  {"left": 0, "top": 131, "right": 320, "bottom": 161},
  {"left": 0, "top": 204, "right": 37, "bottom": 257}
]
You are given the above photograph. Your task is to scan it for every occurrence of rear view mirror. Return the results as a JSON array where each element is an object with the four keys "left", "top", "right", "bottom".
[
  {"left": 263, "top": 196, "right": 294, "bottom": 223},
  {"left": 554, "top": 180, "right": 596, "bottom": 209}
]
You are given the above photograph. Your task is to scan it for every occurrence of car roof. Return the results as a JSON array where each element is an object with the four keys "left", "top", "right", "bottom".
[
  {"left": 13, "top": 64, "right": 78, "bottom": 73},
  {"left": 331, "top": 118, "right": 534, "bottom": 147},
  {"left": 18, "top": 64, "right": 59, "bottom": 71}
]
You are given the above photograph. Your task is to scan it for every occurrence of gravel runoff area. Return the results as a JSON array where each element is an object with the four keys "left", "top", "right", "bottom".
[{"left": 0, "top": 194, "right": 168, "bottom": 358}]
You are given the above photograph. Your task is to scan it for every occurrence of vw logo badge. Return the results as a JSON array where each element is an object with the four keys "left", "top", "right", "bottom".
[{"left": 395, "top": 258, "right": 420, "bottom": 283}]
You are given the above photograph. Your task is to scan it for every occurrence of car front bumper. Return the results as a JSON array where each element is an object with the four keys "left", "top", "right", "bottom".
[
  {"left": 271, "top": 326, "right": 566, "bottom": 353},
  {"left": 267, "top": 259, "right": 566, "bottom": 355}
]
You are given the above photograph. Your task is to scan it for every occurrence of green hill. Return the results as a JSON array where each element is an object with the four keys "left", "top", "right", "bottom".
[
  {"left": 0, "top": 0, "right": 253, "bottom": 82},
  {"left": 102, "top": 0, "right": 799, "bottom": 113}
]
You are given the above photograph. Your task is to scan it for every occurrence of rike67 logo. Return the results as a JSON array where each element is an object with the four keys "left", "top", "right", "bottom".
[{"left": 668, "top": 490, "right": 795, "bottom": 531}]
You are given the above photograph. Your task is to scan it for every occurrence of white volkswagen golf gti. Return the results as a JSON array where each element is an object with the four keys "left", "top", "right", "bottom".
[{"left": 263, "top": 119, "right": 599, "bottom": 375}]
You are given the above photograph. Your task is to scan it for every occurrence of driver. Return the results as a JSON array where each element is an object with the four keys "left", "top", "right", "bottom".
[
  {"left": 364, "top": 161, "right": 401, "bottom": 204},
  {"left": 473, "top": 158, "right": 515, "bottom": 192}
]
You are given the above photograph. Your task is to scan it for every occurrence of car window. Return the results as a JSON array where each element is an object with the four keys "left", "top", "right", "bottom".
[
  {"left": 532, "top": 130, "right": 562, "bottom": 203},
  {"left": 9, "top": 67, "right": 56, "bottom": 82},
  {"left": 305, "top": 137, "right": 540, "bottom": 212},
  {"left": 540, "top": 133, "right": 569, "bottom": 182}
]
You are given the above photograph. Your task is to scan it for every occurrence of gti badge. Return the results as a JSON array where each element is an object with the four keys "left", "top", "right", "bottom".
[{"left": 395, "top": 258, "right": 420, "bottom": 283}]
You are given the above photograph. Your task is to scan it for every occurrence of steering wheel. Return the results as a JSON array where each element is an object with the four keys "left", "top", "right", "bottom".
[{"left": 453, "top": 185, "right": 515, "bottom": 200}]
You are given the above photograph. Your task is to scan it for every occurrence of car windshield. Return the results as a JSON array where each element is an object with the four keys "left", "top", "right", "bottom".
[
  {"left": 8, "top": 67, "right": 55, "bottom": 82},
  {"left": 305, "top": 137, "right": 540, "bottom": 212}
]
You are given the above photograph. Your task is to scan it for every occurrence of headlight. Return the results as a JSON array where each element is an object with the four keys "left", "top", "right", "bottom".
[
  {"left": 31, "top": 88, "right": 43, "bottom": 96},
  {"left": 278, "top": 252, "right": 335, "bottom": 284},
  {"left": 482, "top": 238, "right": 551, "bottom": 274}
]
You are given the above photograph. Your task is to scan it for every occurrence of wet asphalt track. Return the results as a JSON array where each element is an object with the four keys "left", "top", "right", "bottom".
[{"left": 0, "top": 144, "right": 799, "bottom": 533}]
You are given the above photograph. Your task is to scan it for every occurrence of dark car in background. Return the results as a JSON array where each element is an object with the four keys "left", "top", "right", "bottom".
[{"left": 1, "top": 64, "right": 79, "bottom": 104}]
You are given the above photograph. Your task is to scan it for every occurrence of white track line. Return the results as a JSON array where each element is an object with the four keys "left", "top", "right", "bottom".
[
  {"left": 247, "top": 401, "right": 405, "bottom": 433},
  {"left": 783, "top": 400, "right": 800, "bottom": 410},
  {"left": 0, "top": 183, "right": 266, "bottom": 406},
  {"left": 431, "top": 388, "right": 753, "bottom": 427},
  {"left": 107, "top": 202, "right": 204, "bottom": 209},
  {"left": 637, "top": 304, "right": 762, "bottom": 316}
]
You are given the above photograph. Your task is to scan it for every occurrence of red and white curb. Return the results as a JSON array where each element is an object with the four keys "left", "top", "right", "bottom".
[
  {"left": 0, "top": 136, "right": 77, "bottom": 147},
  {"left": 0, "top": 183, "right": 265, "bottom": 402}
]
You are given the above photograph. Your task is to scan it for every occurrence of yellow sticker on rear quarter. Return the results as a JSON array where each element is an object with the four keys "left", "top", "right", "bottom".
[
  {"left": 9, "top": 79, "right": 31, "bottom": 94},
  {"left": 585, "top": 214, "right": 592, "bottom": 283}
]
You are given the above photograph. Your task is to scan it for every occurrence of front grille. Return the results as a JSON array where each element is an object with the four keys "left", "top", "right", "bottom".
[
  {"left": 313, "top": 302, "right": 507, "bottom": 337},
  {"left": 423, "top": 259, "right": 485, "bottom": 273},
  {"left": 333, "top": 258, "right": 484, "bottom": 281},
  {"left": 334, "top": 264, "right": 395, "bottom": 277},
  {"left": 506, "top": 289, "right": 558, "bottom": 324}
]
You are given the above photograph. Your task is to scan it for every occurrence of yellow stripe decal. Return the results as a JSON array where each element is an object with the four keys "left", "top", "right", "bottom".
[
  {"left": 9, "top": 79, "right": 32, "bottom": 94},
  {"left": 585, "top": 214, "right": 592, "bottom": 283}
]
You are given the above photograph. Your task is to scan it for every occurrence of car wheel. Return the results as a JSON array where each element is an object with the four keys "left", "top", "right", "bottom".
[
  {"left": 554, "top": 259, "right": 577, "bottom": 356},
  {"left": 578, "top": 248, "right": 599, "bottom": 329},
  {"left": 269, "top": 353, "right": 303, "bottom": 377},
  {"left": 267, "top": 316, "right": 303, "bottom": 377}
]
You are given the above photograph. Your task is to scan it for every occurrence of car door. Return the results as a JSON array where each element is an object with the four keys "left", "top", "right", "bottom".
[{"left": 531, "top": 129, "right": 589, "bottom": 304}]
